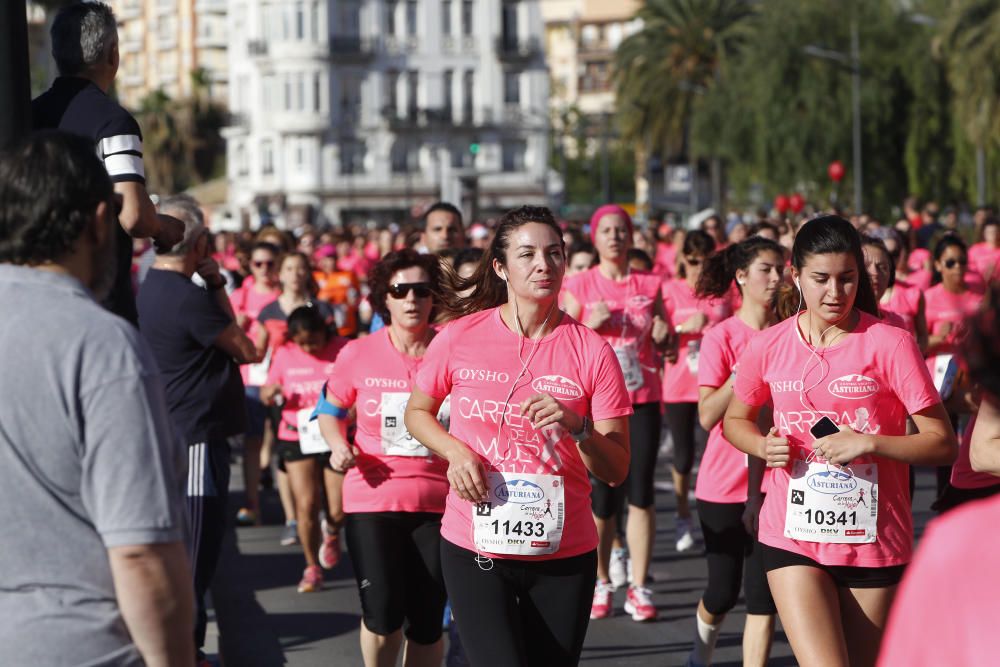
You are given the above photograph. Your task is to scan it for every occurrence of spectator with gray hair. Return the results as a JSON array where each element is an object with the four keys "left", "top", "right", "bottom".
[
  {"left": 137, "top": 193, "right": 259, "bottom": 664},
  {"left": 32, "top": 0, "right": 184, "bottom": 326},
  {"left": 0, "top": 130, "right": 194, "bottom": 665}
]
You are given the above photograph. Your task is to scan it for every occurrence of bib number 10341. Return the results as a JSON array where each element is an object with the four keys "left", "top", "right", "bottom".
[
  {"left": 473, "top": 472, "right": 564, "bottom": 556},
  {"left": 784, "top": 459, "right": 878, "bottom": 544}
]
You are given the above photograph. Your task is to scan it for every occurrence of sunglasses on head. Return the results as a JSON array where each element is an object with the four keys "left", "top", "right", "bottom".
[
  {"left": 943, "top": 258, "right": 968, "bottom": 269},
  {"left": 252, "top": 259, "right": 275, "bottom": 268},
  {"left": 388, "top": 282, "right": 432, "bottom": 299}
]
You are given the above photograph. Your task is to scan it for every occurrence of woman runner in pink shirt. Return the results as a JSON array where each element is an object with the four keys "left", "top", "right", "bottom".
[
  {"left": 723, "top": 216, "right": 957, "bottom": 667},
  {"left": 686, "top": 237, "right": 784, "bottom": 667},
  {"left": 661, "top": 230, "right": 736, "bottom": 552},
  {"left": 562, "top": 205, "right": 670, "bottom": 622},
  {"left": 316, "top": 250, "right": 451, "bottom": 667},
  {"left": 861, "top": 235, "right": 927, "bottom": 344},
  {"left": 405, "top": 206, "right": 632, "bottom": 667}
]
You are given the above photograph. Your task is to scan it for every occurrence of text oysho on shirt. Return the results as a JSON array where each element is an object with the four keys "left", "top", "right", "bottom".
[
  {"left": 416, "top": 308, "right": 633, "bottom": 561},
  {"left": 327, "top": 328, "right": 449, "bottom": 514},
  {"left": 733, "top": 312, "right": 940, "bottom": 567}
]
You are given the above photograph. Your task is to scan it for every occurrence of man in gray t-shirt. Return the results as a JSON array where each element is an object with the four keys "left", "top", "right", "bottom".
[{"left": 0, "top": 132, "right": 193, "bottom": 665}]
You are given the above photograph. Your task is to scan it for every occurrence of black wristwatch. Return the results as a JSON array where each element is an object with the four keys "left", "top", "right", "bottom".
[{"left": 570, "top": 416, "right": 592, "bottom": 443}]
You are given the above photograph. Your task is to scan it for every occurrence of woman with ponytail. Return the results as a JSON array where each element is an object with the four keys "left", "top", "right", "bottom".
[
  {"left": 723, "top": 215, "right": 957, "bottom": 667},
  {"left": 684, "top": 237, "right": 784, "bottom": 667}
]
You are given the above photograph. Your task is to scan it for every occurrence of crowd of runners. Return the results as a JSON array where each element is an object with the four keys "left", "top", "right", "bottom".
[{"left": 5, "top": 4, "right": 1000, "bottom": 667}]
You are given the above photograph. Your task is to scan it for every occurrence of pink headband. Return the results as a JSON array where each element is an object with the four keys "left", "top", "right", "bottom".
[{"left": 589, "top": 205, "right": 634, "bottom": 243}]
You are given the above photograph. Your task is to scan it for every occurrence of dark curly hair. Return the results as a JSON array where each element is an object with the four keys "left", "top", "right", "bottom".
[
  {"left": 0, "top": 130, "right": 113, "bottom": 265},
  {"left": 368, "top": 248, "right": 443, "bottom": 325},
  {"left": 437, "top": 205, "right": 563, "bottom": 321},
  {"left": 697, "top": 236, "right": 784, "bottom": 298},
  {"left": 677, "top": 229, "right": 716, "bottom": 279}
]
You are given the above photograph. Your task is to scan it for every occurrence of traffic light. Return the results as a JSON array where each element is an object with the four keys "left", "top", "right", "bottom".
[{"left": 469, "top": 142, "right": 480, "bottom": 155}]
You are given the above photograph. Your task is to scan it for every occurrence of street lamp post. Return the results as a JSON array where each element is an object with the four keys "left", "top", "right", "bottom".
[
  {"left": 0, "top": 1, "right": 31, "bottom": 147},
  {"left": 804, "top": 13, "right": 863, "bottom": 213}
]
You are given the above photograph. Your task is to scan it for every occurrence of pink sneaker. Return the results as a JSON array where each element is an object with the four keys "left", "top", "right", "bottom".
[
  {"left": 590, "top": 580, "right": 614, "bottom": 620},
  {"left": 297, "top": 565, "right": 323, "bottom": 593},
  {"left": 318, "top": 531, "right": 340, "bottom": 570},
  {"left": 624, "top": 585, "right": 658, "bottom": 622}
]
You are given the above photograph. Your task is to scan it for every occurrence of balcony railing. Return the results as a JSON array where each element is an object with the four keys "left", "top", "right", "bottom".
[
  {"left": 329, "top": 36, "right": 376, "bottom": 61},
  {"left": 247, "top": 39, "right": 268, "bottom": 56},
  {"left": 495, "top": 36, "right": 543, "bottom": 62}
]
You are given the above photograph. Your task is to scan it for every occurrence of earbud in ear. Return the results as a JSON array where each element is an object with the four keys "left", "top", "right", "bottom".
[
  {"left": 794, "top": 277, "right": 800, "bottom": 289},
  {"left": 737, "top": 279, "right": 746, "bottom": 286},
  {"left": 501, "top": 270, "right": 508, "bottom": 282}
]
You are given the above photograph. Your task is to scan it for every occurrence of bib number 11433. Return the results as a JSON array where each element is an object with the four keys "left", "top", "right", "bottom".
[{"left": 473, "top": 472, "right": 564, "bottom": 556}]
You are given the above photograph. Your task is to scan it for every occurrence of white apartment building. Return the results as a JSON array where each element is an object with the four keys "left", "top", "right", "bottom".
[{"left": 225, "top": 0, "right": 551, "bottom": 227}]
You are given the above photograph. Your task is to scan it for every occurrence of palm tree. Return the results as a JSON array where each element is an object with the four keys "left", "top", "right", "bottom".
[
  {"left": 613, "top": 0, "right": 755, "bottom": 210},
  {"left": 940, "top": 0, "right": 1000, "bottom": 205}
]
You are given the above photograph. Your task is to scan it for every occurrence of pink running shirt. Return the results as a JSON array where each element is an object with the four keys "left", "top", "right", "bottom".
[
  {"left": 661, "top": 278, "right": 734, "bottom": 403},
  {"left": 877, "top": 494, "right": 1000, "bottom": 667},
  {"left": 266, "top": 337, "right": 347, "bottom": 442},
  {"left": 969, "top": 242, "right": 1000, "bottom": 278},
  {"left": 879, "top": 283, "right": 921, "bottom": 332},
  {"left": 733, "top": 312, "right": 941, "bottom": 567},
  {"left": 416, "top": 308, "right": 633, "bottom": 560},
  {"left": 327, "top": 329, "right": 449, "bottom": 514},
  {"left": 564, "top": 267, "right": 663, "bottom": 404},
  {"left": 695, "top": 316, "right": 764, "bottom": 504},
  {"left": 950, "top": 413, "right": 1000, "bottom": 490},
  {"left": 923, "top": 284, "right": 984, "bottom": 358}
]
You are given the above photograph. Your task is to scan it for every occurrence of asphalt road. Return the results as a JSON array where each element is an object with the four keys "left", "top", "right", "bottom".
[{"left": 210, "top": 461, "right": 940, "bottom": 666}]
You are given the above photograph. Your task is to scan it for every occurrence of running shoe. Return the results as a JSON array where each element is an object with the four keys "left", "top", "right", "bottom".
[
  {"left": 235, "top": 507, "right": 257, "bottom": 526},
  {"left": 624, "top": 585, "right": 658, "bottom": 622},
  {"left": 280, "top": 520, "right": 299, "bottom": 546},
  {"left": 318, "top": 530, "right": 340, "bottom": 570},
  {"left": 676, "top": 517, "right": 696, "bottom": 553},
  {"left": 590, "top": 580, "right": 614, "bottom": 620},
  {"left": 609, "top": 547, "right": 629, "bottom": 590},
  {"left": 297, "top": 564, "right": 323, "bottom": 593}
]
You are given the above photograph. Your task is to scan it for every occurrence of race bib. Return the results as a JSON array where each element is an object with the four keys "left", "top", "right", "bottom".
[
  {"left": 785, "top": 459, "right": 878, "bottom": 543},
  {"left": 685, "top": 340, "right": 701, "bottom": 375},
  {"left": 614, "top": 344, "right": 644, "bottom": 391},
  {"left": 247, "top": 347, "right": 272, "bottom": 386},
  {"left": 297, "top": 408, "right": 330, "bottom": 455},
  {"left": 380, "top": 392, "right": 431, "bottom": 457},
  {"left": 930, "top": 354, "right": 958, "bottom": 400},
  {"left": 473, "top": 472, "right": 564, "bottom": 556}
]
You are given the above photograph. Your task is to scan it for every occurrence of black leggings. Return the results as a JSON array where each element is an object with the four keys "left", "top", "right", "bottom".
[
  {"left": 441, "top": 539, "right": 597, "bottom": 667},
  {"left": 344, "top": 512, "right": 447, "bottom": 644},
  {"left": 591, "top": 402, "right": 661, "bottom": 517},
  {"left": 698, "top": 499, "right": 776, "bottom": 616},
  {"left": 664, "top": 401, "right": 706, "bottom": 475}
]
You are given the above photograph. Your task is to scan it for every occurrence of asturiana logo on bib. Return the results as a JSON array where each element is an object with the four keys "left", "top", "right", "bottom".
[
  {"left": 531, "top": 375, "right": 583, "bottom": 399},
  {"left": 495, "top": 479, "right": 545, "bottom": 504},
  {"left": 827, "top": 374, "right": 879, "bottom": 400},
  {"left": 806, "top": 470, "right": 858, "bottom": 495}
]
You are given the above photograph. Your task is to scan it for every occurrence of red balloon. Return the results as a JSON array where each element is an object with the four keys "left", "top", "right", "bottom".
[
  {"left": 774, "top": 194, "right": 790, "bottom": 214},
  {"left": 789, "top": 193, "right": 805, "bottom": 213},
  {"left": 828, "top": 160, "right": 845, "bottom": 183}
]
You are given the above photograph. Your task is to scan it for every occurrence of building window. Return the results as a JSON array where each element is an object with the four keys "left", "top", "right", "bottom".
[
  {"left": 501, "top": 139, "right": 527, "bottom": 172},
  {"left": 451, "top": 142, "right": 472, "bottom": 168},
  {"left": 504, "top": 71, "right": 520, "bottom": 105},
  {"left": 386, "top": 0, "right": 396, "bottom": 35},
  {"left": 442, "top": 69, "right": 453, "bottom": 121},
  {"left": 462, "top": 70, "right": 473, "bottom": 121},
  {"left": 340, "top": 141, "right": 366, "bottom": 175},
  {"left": 236, "top": 143, "right": 247, "bottom": 176},
  {"left": 295, "top": 140, "right": 305, "bottom": 169},
  {"left": 407, "top": 70, "right": 418, "bottom": 117},
  {"left": 461, "top": 0, "right": 472, "bottom": 35},
  {"left": 391, "top": 140, "right": 414, "bottom": 173},
  {"left": 284, "top": 74, "right": 292, "bottom": 110},
  {"left": 262, "top": 139, "right": 274, "bottom": 175},
  {"left": 442, "top": 0, "right": 451, "bottom": 35},
  {"left": 295, "top": 2, "right": 305, "bottom": 39},
  {"left": 314, "top": 72, "right": 322, "bottom": 112},
  {"left": 385, "top": 70, "right": 399, "bottom": 112},
  {"left": 405, "top": 0, "right": 417, "bottom": 36}
]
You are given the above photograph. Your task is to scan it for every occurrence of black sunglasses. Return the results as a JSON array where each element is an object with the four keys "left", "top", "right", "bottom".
[
  {"left": 388, "top": 282, "right": 432, "bottom": 299},
  {"left": 684, "top": 256, "right": 703, "bottom": 266},
  {"left": 252, "top": 260, "right": 275, "bottom": 268},
  {"left": 943, "top": 258, "right": 968, "bottom": 269}
]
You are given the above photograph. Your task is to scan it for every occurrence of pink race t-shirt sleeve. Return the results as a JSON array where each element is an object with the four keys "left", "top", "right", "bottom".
[
  {"left": 415, "top": 324, "right": 453, "bottom": 399},
  {"left": 327, "top": 340, "right": 360, "bottom": 407},
  {"left": 265, "top": 344, "right": 287, "bottom": 386},
  {"left": 884, "top": 332, "right": 941, "bottom": 415},
  {"left": 732, "top": 334, "right": 770, "bottom": 407},
  {"left": 588, "top": 340, "right": 633, "bottom": 421},
  {"left": 698, "top": 327, "right": 731, "bottom": 388}
]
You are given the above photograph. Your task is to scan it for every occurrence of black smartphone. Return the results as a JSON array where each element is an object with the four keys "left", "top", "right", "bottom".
[{"left": 810, "top": 416, "right": 839, "bottom": 439}]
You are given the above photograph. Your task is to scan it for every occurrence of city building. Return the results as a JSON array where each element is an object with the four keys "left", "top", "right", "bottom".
[
  {"left": 224, "top": 0, "right": 550, "bottom": 228},
  {"left": 109, "top": 0, "right": 228, "bottom": 110}
]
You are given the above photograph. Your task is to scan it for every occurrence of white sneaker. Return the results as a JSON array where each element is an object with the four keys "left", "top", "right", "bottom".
[
  {"left": 609, "top": 547, "right": 629, "bottom": 589},
  {"left": 676, "top": 517, "right": 696, "bottom": 552}
]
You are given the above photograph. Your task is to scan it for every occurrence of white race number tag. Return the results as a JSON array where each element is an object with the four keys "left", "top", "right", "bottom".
[
  {"left": 784, "top": 459, "right": 878, "bottom": 543},
  {"left": 613, "top": 344, "right": 644, "bottom": 391},
  {"left": 473, "top": 472, "right": 564, "bottom": 556},
  {"left": 297, "top": 408, "right": 330, "bottom": 454},
  {"left": 685, "top": 340, "right": 701, "bottom": 375},
  {"left": 247, "top": 347, "right": 272, "bottom": 387},
  {"left": 380, "top": 392, "right": 431, "bottom": 457}
]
